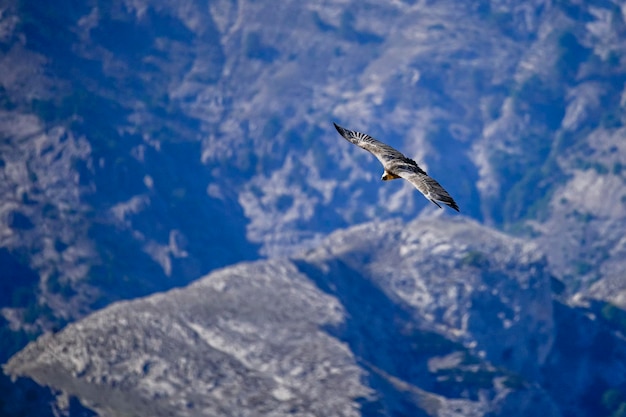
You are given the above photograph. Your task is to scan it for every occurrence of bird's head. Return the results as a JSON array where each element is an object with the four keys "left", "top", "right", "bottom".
[{"left": 381, "top": 171, "right": 399, "bottom": 181}]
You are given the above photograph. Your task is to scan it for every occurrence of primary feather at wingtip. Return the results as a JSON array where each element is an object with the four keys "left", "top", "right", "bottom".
[
  {"left": 431, "top": 197, "right": 459, "bottom": 212},
  {"left": 431, "top": 193, "right": 460, "bottom": 212},
  {"left": 442, "top": 193, "right": 460, "bottom": 211},
  {"left": 333, "top": 122, "right": 347, "bottom": 136}
]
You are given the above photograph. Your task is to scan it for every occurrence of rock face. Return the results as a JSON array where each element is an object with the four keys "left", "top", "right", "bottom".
[
  {"left": 6, "top": 218, "right": 564, "bottom": 417},
  {"left": 7, "top": 261, "right": 369, "bottom": 417},
  {"left": 297, "top": 217, "right": 554, "bottom": 382}
]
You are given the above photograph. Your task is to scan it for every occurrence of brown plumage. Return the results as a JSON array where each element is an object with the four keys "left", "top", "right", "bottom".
[{"left": 333, "top": 122, "right": 459, "bottom": 211}]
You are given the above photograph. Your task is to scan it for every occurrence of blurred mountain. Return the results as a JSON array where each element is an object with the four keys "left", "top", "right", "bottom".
[
  {"left": 7, "top": 218, "right": 626, "bottom": 417},
  {"left": 5, "top": 218, "right": 562, "bottom": 417},
  {"left": 2, "top": 0, "right": 626, "bottom": 415}
]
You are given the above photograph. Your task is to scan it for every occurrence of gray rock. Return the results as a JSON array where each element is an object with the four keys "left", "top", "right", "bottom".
[
  {"left": 7, "top": 260, "right": 370, "bottom": 417},
  {"left": 5, "top": 218, "right": 561, "bottom": 417},
  {"left": 297, "top": 217, "right": 554, "bottom": 381}
]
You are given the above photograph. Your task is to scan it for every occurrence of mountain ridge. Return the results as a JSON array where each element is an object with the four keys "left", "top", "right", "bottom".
[{"left": 6, "top": 217, "right": 565, "bottom": 417}]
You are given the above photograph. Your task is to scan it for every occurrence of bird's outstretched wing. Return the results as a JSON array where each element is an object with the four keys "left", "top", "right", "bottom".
[
  {"left": 333, "top": 123, "right": 422, "bottom": 172},
  {"left": 396, "top": 168, "right": 460, "bottom": 211}
]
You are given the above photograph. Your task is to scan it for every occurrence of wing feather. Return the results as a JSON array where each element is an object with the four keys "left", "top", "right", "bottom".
[
  {"left": 333, "top": 123, "right": 419, "bottom": 171},
  {"left": 396, "top": 169, "right": 460, "bottom": 211}
]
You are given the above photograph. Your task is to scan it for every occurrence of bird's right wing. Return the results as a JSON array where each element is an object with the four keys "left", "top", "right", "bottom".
[
  {"left": 333, "top": 123, "right": 408, "bottom": 167},
  {"left": 396, "top": 169, "right": 460, "bottom": 211}
]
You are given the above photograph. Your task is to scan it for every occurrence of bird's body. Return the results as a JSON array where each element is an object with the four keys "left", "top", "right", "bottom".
[{"left": 333, "top": 122, "right": 459, "bottom": 211}]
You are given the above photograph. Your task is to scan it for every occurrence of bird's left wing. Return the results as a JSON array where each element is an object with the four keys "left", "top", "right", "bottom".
[{"left": 333, "top": 123, "right": 409, "bottom": 167}]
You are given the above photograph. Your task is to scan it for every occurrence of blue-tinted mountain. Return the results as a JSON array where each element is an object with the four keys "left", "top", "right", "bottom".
[{"left": 2, "top": 0, "right": 626, "bottom": 415}]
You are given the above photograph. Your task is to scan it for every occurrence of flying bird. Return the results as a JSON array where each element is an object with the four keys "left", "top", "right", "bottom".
[{"left": 333, "top": 122, "right": 459, "bottom": 211}]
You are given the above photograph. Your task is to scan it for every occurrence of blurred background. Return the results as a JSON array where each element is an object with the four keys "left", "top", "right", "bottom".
[{"left": 2, "top": 0, "right": 626, "bottom": 416}]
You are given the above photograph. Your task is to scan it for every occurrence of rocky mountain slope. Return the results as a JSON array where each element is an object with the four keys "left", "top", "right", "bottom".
[
  {"left": 6, "top": 218, "right": 565, "bottom": 417},
  {"left": 8, "top": 217, "right": 626, "bottom": 416},
  {"left": 2, "top": 0, "right": 626, "bottom": 415}
]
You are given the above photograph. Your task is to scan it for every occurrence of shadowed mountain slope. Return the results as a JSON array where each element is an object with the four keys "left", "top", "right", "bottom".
[{"left": 10, "top": 217, "right": 619, "bottom": 417}]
